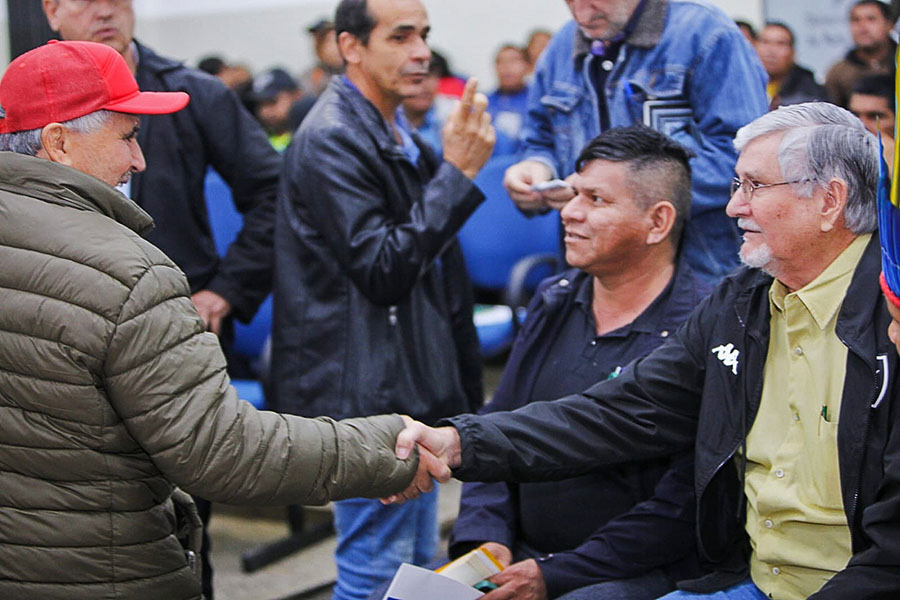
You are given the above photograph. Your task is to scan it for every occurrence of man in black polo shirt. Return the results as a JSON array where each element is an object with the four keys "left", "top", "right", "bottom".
[{"left": 450, "top": 126, "right": 710, "bottom": 600}]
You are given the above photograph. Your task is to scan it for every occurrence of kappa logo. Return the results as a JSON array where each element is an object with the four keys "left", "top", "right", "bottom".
[{"left": 711, "top": 343, "right": 740, "bottom": 375}]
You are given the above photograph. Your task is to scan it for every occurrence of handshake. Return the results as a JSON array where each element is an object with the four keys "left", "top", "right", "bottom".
[{"left": 381, "top": 416, "right": 463, "bottom": 504}]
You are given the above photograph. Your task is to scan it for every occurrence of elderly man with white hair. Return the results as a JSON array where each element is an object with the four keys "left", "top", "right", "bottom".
[{"left": 393, "top": 102, "right": 900, "bottom": 600}]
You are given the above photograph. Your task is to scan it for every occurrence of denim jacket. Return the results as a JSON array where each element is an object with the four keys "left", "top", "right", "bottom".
[{"left": 522, "top": 0, "right": 768, "bottom": 282}]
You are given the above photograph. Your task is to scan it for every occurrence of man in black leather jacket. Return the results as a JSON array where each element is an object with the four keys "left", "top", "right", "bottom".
[
  {"left": 271, "top": 0, "right": 495, "bottom": 597},
  {"left": 394, "top": 103, "right": 900, "bottom": 600}
]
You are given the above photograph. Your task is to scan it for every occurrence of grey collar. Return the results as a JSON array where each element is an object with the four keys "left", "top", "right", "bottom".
[{"left": 573, "top": 0, "right": 667, "bottom": 59}]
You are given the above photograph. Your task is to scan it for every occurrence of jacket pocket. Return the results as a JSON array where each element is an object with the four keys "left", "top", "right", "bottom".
[
  {"left": 170, "top": 487, "right": 203, "bottom": 580},
  {"left": 539, "top": 82, "right": 586, "bottom": 173},
  {"left": 626, "top": 67, "right": 699, "bottom": 147}
]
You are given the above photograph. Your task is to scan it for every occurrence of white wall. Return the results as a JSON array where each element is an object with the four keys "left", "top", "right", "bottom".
[
  {"left": 767, "top": 0, "right": 857, "bottom": 82},
  {"left": 131, "top": 0, "right": 763, "bottom": 88},
  {"left": 0, "top": 0, "right": 8, "bottom": 69},
  {"left": 131, "top": 0, "right": 574, "bottom": 88}
]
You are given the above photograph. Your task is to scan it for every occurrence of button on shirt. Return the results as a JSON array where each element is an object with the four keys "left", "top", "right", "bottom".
[{"left": 744, "top": 233, "right": 871, "bottom": 599}]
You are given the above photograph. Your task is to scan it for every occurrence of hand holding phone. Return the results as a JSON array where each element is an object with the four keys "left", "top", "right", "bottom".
[{"left": 530, "top": 178, "right": 575, "bottom": 209}]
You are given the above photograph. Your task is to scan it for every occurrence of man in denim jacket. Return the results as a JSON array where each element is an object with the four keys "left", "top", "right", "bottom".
[{"left": 504, "top": 0, "right": 768, "bottom": 283}]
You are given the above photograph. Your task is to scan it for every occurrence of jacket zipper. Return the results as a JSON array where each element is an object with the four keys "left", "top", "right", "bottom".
[
  {"left": 843, "top": 349, "right": 887, "bottom": 549},
  {"left": 696, "top": 302, "right": 764, "bottom": 559}
]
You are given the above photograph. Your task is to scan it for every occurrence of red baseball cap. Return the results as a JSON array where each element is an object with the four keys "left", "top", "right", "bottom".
[{"left": 0, "top": 40, "right": 189, "bottom": 134}]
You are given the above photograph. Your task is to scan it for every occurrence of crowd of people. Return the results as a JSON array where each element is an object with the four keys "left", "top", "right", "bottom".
[{"left": 3, "top": 1, "right": 900, "bottom": 600}]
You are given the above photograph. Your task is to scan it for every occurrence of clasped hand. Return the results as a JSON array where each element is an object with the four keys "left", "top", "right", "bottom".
[{"left": 381, "top": 416, "right": 461, "bottom": 504}]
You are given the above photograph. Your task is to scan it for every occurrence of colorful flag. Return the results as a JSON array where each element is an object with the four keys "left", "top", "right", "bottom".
[{"left": 877, "top": 44, "right": 900, "bottom": 306}]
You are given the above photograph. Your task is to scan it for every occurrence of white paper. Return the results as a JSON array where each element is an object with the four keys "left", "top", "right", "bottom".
[{"left": 382, "top": 563, "right": 484, "bottom": 600}]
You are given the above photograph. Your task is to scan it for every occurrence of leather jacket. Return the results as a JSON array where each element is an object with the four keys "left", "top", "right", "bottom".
[{"left": 271, "top": 77, "right": 484, "bottom": 424}]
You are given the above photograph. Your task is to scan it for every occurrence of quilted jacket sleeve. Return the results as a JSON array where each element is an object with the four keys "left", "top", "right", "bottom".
[{"left": 102, "top": 263, "right": 418, "bottom": 504}]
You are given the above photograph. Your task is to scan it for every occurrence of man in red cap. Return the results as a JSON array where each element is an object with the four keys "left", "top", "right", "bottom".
[
  {"left": 41, "top": 0, "right": 279, "bottom": 339},
  {"left": 0, "top": 40, "right": 438, "bottom": 600},
  {"left": 40, "top": 4, "right": 283, "bottom": 594}
]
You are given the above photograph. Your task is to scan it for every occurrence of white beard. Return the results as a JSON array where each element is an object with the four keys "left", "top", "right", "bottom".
[{"left": 740, "top": 242, "right": 777, "bottom": 278}]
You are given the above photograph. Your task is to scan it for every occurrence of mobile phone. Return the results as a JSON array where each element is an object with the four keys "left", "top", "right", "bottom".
[
  {"left": 474, "top": 580, "right": 500, "bottom": 592},
  {"left": 531, "top": 179, "right": 570, "bottom": 192}
]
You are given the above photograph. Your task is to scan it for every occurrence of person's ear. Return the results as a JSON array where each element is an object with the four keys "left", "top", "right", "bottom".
[
  {"left": 645, "top": 201, "right": 676, "bottom": 246},
  {"left": 42, "top": 0, "right": 61, "bottom": 32},
  {"left": 39, "top": 123, "right": 76, "bottom": 167},
  {"left": 818, "top": 178, "right": 848, "bottom": 233},
  {"left": 338, "top": 32, "right": 362, "bottom": 66}
]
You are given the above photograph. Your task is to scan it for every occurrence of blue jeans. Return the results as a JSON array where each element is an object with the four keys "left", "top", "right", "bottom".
[
  {"left": 332, "top": 488, "right": 439, "bottom": 600},
  {"left": 556, "top": 569, "right": 675, "bottom": 600},
  {"left": 658, "top": 579, "right": 768, "bottom": 600}
]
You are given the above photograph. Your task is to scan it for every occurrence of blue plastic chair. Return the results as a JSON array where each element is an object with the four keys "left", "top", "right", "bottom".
[
  {"left": 204, "top": 170, "right": 270, "bottom": 409},
  {"left": 458, "top": 156, "right": 560, "bottom": 357}
]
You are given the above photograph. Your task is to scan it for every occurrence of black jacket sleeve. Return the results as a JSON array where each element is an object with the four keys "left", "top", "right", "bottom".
[
  {"left": 450, "top": 286, "right": 555, "bottom": 553},
  {"left": 443, "top": 286, "right": 716, "bottom": 482},
  {"left": 186, "top": 75, "right": 280, "bottom": 321},
  {"left": 292, "top": 123, "right": 484, "bottom": 307},
  {"left": 809, "top": 379, "right": 900, "bottom": 598}
]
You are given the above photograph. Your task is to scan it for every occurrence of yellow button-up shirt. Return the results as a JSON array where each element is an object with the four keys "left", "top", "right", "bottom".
[{"left": 744, "top": 233, "right": 871, "bottom": 599}]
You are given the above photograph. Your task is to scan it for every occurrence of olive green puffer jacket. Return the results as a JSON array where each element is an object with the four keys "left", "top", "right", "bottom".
[{"left": 0, "top": 153, "right": 418, "bottom": 600}]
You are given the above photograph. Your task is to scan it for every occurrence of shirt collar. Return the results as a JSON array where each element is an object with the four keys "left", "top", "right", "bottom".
[
  {"left": 394, "top": 106, "right": 421, "bottom": 164},
  {"left": 769, "top": 233, "right": 872, "bottom": 330},
  {"left": 340, "top": 76, "right": 420, "bottom": 164},
  {"left": 574, "top": 262, "right": 679, "bottom": 337},
  {"left": 572, "top": 0, "right": 662, "bottom": 59}
]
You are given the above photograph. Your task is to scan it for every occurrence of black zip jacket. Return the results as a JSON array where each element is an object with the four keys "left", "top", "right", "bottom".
[
  {"left": 446, "top": 235, "right": 900, "bottom": 597},
  {"left": 270, "top": 77, "right": 484, "bottom": 423},
  {"left": 770, "top": 64, "right": 827, "bottom": 110},
  {"left": 131, "top": 41, "right": 280, "bottom": 322}
]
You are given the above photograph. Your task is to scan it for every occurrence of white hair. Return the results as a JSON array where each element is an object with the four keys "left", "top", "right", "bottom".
[
  {"left": 734, "top": 102, "right": 879, "bottom": 234},
  {"left": 0, "top": 110, "right": 114, "bottom": 156}
]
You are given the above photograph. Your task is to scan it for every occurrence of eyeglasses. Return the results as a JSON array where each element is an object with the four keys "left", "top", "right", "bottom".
[{"left": 730, "top": 177, "right": 809, "bottom": 199}]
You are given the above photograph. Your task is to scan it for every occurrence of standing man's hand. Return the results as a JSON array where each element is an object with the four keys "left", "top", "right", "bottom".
[
  {"left": 443, "top": 78, "right": 496, "bottom": 180},
  {"left": 503, "top": 160, "right": 554, "bottom": 211},
  {"left": 191, "top": 290, "right": 231, "bottom": 335},
  {"left": 482, "top": 559, "right": 547, "bottom": 600}
]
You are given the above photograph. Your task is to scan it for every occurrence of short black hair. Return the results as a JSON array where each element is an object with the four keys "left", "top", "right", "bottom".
[
  {"left": 852, "top": 0, "right": 894, "bottom": 22},
  {"left": 763, "top": 21, "right": 795, "bottom": 47},
  {"left": 735, "top": 20, "right": 757, "bottom": 40},
  {"left": 429, "top": 50, "right": 452, "bottom": 79},
  {"left": 575, "top": 125, "right": 695, "bottom": 246},
  {"left": 335, "top": 0, "right": 376, "bottom": 46},
  {"left": 197, "top": 56, "right": 226, "bottom": 76},
  {"left": 852, "top": 73, "right": 895, "bottom": 111}
]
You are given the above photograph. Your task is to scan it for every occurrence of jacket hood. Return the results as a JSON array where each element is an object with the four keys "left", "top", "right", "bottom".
[{"left": 0, "top": 151, "right": 154, "bottom": 236}]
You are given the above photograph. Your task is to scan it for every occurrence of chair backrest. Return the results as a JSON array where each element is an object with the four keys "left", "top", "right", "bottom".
[
  {"left": 204, "top": 169, "right": 272, "bottom": 362},
  {"left": 458, "top": 156, "right": 560, "bottom": 291},
  {"left": 204, "top": 170, "right": 242, "bottom": 257}
]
